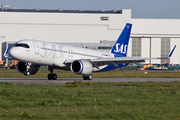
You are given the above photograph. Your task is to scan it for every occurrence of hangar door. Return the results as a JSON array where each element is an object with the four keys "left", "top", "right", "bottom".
[
  {"left": 132, "top": 38, "right": 141, "bottom": 57},
  {"left": 161, "top": 38, "right": 170, "bottom": 64}
]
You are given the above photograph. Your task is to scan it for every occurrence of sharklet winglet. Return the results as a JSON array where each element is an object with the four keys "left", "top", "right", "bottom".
[
  {"left": 169, "top": 45, "right": 176, "bottom": 57},
  {"left": 4, "top": 45, "right": 12, "bottom": 59}
]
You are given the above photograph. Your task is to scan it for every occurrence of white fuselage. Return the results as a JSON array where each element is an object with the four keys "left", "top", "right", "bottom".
[{"left": 10, "top": 39, "right": 115, "bottom": 72}]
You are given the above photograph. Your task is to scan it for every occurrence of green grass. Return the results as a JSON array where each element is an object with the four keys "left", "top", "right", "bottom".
[
  {"left": 0, "top": 68, "right": 180, "bottom": 78},
  {"left": 0, "top": 81, "right": 180, "bottom": 119}
]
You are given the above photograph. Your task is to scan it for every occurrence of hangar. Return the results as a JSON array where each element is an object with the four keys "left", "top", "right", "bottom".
[{"left": 0, "top": 7, "right": 180, "bottom": 65}]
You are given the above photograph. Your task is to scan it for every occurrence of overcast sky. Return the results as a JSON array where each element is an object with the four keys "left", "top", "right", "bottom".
[{"left": 0, "top": 0, "right": 180, "bottom": 19}]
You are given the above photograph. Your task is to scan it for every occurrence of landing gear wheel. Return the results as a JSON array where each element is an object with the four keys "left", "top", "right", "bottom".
[
  {"left": 24, "top": 72, "right": 30, "bottom": 76},
  {"left": 26, "top": 72, "right": 30, "bottom": 76},
  {"left": 48, "top": 73, "right": 57, "bottom": 80},
  {"left": 83, "top": 74, "right": 93, "bottom": 80},
  {"left": 83, "top": 75, "right": 88, "bottom": 80},
  {"left": 48, "top": 74, "right": 53, "bottom": 80},
  {"left": 52, "top": 74, "right": 57, "bottom": 80},
  {"left": 87, "top": 74, "right": 93, "bottom": 80},
  {"left": 47, "top": 67, "right": 57, "bottom": 80},
  {"left": 24, "top": 72, "right": 27, "bottom": 76}
]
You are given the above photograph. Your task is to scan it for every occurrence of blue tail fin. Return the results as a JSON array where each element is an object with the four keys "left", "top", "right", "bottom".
[{"left": 111, "top": 23, "right": 132, "bottom": 57}]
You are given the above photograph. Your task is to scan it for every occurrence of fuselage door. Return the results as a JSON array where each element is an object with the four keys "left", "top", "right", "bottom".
[{"left": 33, "top": 41, "right": 39, "bottom": 54}]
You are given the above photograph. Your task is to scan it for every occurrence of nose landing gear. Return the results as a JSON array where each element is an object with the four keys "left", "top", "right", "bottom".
[{"left": 24, "top": 63, "right": 31, "bottom": 76}]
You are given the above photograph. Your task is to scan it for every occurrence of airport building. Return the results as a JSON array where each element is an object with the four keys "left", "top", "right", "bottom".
[{"left": 0, "top": 6, "right": 180, "bottom": 65}]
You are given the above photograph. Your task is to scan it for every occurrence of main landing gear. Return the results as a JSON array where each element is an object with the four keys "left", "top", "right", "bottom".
[
  {"left": 47, "top": 67, "right": 93, "bottom": 80},
  {"left": 48, "top": 73, "right": 57, "bottom": 80},
  {"left": 83, "top": 74, "right": 93, "bottom": 80},
  {"left": 48, "top": 67, "right": 57, "bottom": 80}
]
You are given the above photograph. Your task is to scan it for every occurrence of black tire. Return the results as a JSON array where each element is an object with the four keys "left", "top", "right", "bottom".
[
  {"left": 48, "top": 74, "right": 53, "bottom": 80},
  {"left": 87, "top": 74, "right": 93, "bottom": 80},
  {"left": 24, "top": 72, "right": 30, "bottom": 76},
  {"left": 83, "top": 75, "right": 88, "bottom": 80},
  {"left": 24, "top": 72, "right": 27, "bottom": 76},
  {"left": 53, "top": 74, "right": 57, "bottom": 80},
  {"left": 26, "top": 72, "right": 30, "bottom": 76}
]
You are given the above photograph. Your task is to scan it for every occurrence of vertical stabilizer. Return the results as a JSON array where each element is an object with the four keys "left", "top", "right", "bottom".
[{"left": 111, "top": 23, "right": 132, "bottom": 57}]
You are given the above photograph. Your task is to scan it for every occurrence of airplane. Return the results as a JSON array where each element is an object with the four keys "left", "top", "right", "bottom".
[{"left": 7, "top": 23, "right": 176, "bottom": 80}]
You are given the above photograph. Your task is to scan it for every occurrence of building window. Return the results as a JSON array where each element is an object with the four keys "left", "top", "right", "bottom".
[
  {"left": 161, "top": 38, "right": 170, "bottom": 64},
  {"left": 100, "top": 16, "right": 109, "bottom": 21},
  {"left": 132, "top": 38, "right": 141, "bottom": 56},
  {"left": 98, "top": 46, "right": 112, "bottom": 50}
]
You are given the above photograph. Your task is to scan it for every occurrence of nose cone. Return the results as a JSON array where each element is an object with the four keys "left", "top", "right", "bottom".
[{"left": 9, "top": 47, "right": 18, "bottom": 59}]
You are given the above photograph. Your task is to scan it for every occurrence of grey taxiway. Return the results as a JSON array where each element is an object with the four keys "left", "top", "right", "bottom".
[{"left": 0, "top": 78, "right": 180, "bottom": 85}]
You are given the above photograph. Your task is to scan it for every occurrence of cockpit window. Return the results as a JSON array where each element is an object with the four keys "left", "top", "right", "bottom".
[{"left": 15, "top": 43, "right": 30, "bottom": 48}]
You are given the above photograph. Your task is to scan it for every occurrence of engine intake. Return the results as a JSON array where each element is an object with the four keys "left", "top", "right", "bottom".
[{"left": 70, "top": 60, "right": 92, "bottom": 75}]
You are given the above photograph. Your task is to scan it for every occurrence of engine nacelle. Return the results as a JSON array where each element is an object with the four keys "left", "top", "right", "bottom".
[
  {"left": 70, "top": 60, "right": 92, "bottom": 75},
  {"left": 17, "top": 62, "right": 40, "bottom": 75}
]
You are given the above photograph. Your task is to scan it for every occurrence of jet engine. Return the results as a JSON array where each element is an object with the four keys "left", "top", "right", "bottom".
[
  {"left": 17, "top": 62, "right": 40, "bottom": 75},
  {"left": 70, "top": 60, "right": 92, "bottom": 75}
]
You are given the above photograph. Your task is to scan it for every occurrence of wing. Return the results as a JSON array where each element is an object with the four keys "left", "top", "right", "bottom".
[
  {"left": 64, "top": 45, "right": 176, "bottom": 67},
  {"left": 64, "top": 57, "right": 164, "bottom": 67},
  {"left": 89, "top": 57, "right": 161, "bottom": 67}
]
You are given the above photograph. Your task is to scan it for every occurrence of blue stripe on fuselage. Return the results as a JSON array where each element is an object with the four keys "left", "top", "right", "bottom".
[{"left": 95, "top": 64, "right": 128, "bottom": 72}]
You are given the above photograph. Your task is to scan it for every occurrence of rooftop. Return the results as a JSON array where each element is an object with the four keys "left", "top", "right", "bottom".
[{"left": 0, "top": 8, "right": 122, "bottom": 14}]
